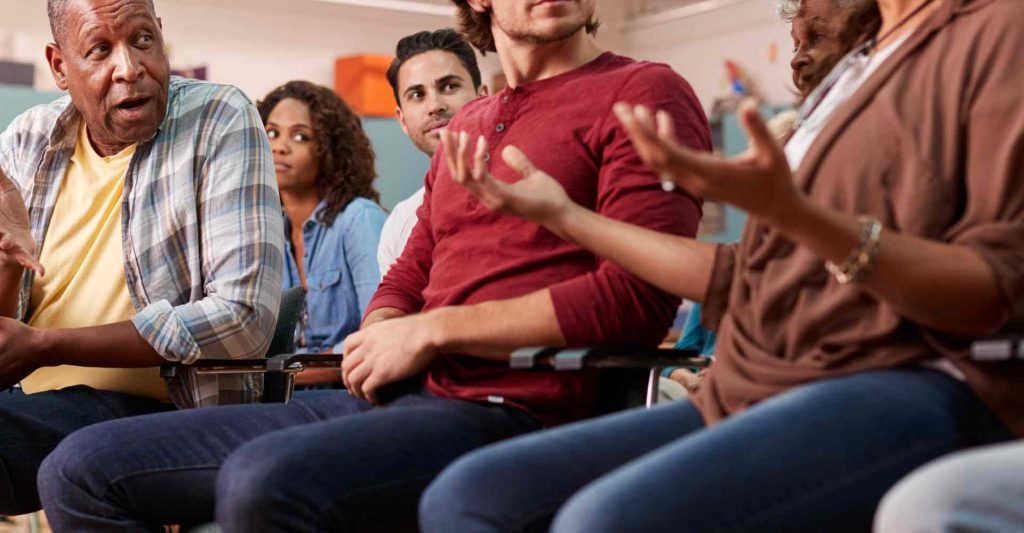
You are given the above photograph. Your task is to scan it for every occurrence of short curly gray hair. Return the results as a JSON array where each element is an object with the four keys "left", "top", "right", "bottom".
[
  {"left": 777, "top": 0, "right": 871, "bottom": 21},
  {"left": 48, "top": 0, "right": 157, "bottom": 44}
]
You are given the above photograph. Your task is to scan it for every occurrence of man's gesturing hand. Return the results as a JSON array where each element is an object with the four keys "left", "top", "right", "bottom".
[{"left": 0, "top": 170, "right": 44, "bottom": 277}]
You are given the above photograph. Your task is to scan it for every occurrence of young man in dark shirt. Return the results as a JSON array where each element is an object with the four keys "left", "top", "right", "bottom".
[{"left": 38, "top": 1, "right": 710, "bottom": 530}]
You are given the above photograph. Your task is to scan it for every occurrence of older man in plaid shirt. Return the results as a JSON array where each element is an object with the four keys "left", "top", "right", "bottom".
[{"left": 0, "top": 0, "right": 283, "bottom": 516}]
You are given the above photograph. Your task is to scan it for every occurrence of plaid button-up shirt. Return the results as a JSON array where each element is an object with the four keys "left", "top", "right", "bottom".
[{"left": 0, "top": 77, "right": 284, "bottom": 407}]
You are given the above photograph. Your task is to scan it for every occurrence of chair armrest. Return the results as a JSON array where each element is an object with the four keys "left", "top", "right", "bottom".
[
  {"left": 160, "top": 354, "right": 344, "bottom": 378},
  {"left": 510, "top": 346, "right": 709, "bottom": 371},
  {"left": 970, "top": 335, "right": 1024, "bottom": 362}
]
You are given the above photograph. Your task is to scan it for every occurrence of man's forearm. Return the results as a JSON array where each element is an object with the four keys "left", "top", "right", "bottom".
[
  {"left": 0, "top": 265, "right": 22, "bottom": 318},
  {"left": 35, "top": 321, "right": 166, "bottom": 368},
  {"left": 427, "top": 288, "right": 565, "bottom": 360},
  {"left": 555, "top": 204, "right": 717, "bottom": 303}
]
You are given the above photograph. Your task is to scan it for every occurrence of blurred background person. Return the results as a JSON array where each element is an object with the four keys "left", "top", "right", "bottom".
[{"left": 258, "top": 81, "right": 385, "bottom": 385}]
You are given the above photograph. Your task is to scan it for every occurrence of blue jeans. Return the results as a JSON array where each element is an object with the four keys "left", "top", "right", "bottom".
[
  {"left": 0, "top": 386, "right": 172, "bottom": 515},
  {"left": 38, "top": 384, "right": 539, "bottom": 532},
  {"left": 420, "top": 368, "right": 1011, "bottom": 533}
]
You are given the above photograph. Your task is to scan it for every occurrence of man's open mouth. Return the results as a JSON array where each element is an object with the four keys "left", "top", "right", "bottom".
[{"left": 116, "top": 96, "right": 152, "bottom": 111}]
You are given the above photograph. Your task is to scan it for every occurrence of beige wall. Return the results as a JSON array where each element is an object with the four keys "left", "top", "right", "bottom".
[
  {"left": 0, "top": 0, "right": 482, "bottom": 100},
  {"left": 0, "top": 0, "right": 635, "bottom": 102},
  {"left": 0, "top": 0, "right": 795, "bottom": 111},
  {"left": 624, "top": 0, "right": 798, "bottom": 112}
]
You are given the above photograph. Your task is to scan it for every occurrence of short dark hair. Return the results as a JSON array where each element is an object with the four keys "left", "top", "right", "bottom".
[
  {"left": 48, "top": 0, "right": 156, "bottom": 44},
  {"left": 385, "top": 29, "right": 482, "bottom": 107},
  {"left": 257, "top": 81, "right": 380, "bottom": 225},
  {"left": 449, "top": 0, "right": 599, "bottom": 54}
]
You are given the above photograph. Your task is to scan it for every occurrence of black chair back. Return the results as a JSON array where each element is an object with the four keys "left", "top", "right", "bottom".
[{"left": 263, "top": 287, "right": 306, "bottom": 402}]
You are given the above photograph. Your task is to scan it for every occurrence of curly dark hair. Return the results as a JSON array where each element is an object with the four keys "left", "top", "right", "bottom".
[
  {"left": 449, "top": 0, "right": 600, "bottom": 54},
  {"left": 258, "top": 81, "right": 380, "bottom": 225}
]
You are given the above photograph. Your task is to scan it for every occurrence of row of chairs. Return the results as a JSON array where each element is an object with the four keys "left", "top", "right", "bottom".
[{"left": 161, "top": 286, "right": 1019, "bottom": 410}]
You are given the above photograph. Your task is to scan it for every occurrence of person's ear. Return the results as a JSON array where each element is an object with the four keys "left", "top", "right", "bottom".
[
  {"left": 466, "top": 0, "right": 490, "bottom": 14},
  {"left": 478, "top": 84, "right": 490, "bottom": 97},
  {"left": 396, "top": 106, "right": 410, "bottom": 137},
  {"left": 45, "top": 43, "right": 69, "bottom": 91}
]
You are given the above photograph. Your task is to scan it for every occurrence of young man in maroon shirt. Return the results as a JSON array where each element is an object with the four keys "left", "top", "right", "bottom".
[{"left": 37, "top": 1, "right": 710, "bottom": 530}]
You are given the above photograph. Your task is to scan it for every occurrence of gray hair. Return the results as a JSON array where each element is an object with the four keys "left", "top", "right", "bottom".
[
  {"left": 776, "top": 0, "right": 870, "bottom": 21},
  {"left": 48, "top": 0, "right": 156, "bottom": 44}
]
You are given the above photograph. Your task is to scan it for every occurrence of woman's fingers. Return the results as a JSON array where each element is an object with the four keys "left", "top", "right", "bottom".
[
  {"left": 615, "top": 103, "right": 704, "bottom": 186},
  {"left": 501, "top": 146, "right": 539, "bottom": 179},
  {"left": 737, "top": 99, "right": 780, "bottom": 160},
  {"left": 440, "top": 130, "right": 462, "bottom": 184},
  {"left": 655, "top": 110, "right": 676, "bottom": 143},
  {"left": 454, "top": 131, "right": 470, "bottom": 185},
  {"left": 472, "top": 136, "right": 488, "bottom": 181},
  {"left": 614, "top": 103, "right": 665, "bottom": 166},
  {"left": 633, "top": 104, "right": 657, "bottom": 133}
]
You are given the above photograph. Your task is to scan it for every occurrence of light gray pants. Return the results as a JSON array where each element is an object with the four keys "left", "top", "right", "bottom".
[{"left": 875, "top": 440, "right": 1024, "bottom": 533}]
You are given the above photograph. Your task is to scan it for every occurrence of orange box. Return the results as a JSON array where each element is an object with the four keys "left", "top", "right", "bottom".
[{"left": 334, "top": 54, "right": 396, "bottom": 118}]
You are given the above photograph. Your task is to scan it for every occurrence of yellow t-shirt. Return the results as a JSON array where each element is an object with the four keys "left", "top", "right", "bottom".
[{"left": 21, "top": 123, "right": 169, "bottom": 402}]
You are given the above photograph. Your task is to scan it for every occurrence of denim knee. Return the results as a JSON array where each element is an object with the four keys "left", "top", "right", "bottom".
[
  {"left": 37, "top": 425, "right": 109, "bottom": 512},
  {"left": 215, "top": 442, "right": 283, "bottom": 529},
  {"left": 420, "top": 450, "right": 518, "bottom": 533},
  {"left": 551, "top": 483, "right": 632, "bottom": 533}
]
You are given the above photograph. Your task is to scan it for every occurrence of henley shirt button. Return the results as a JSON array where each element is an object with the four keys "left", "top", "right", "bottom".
[
  {"left": 502, "top": 95, "right": 509, "bottom": 103},
  {"left": 484, "top": 153, "right": 491, "bottom": 161},
  {"left": 496, "top": 123, "right": 505, "bottom": 132}
]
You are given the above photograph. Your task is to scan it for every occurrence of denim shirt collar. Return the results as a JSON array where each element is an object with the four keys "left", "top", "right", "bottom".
[{"left": 283, "top": 198, "right": 329, "bottom": 236}]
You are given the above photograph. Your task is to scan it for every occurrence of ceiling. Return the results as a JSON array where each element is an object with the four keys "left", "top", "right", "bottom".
[{"left": 311, "top": 0, "right": 719, "bottom": 19}]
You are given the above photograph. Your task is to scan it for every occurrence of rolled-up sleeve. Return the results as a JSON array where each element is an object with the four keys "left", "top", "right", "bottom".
[
  {"left": 0, "top": 121, "right": 16, "bottom": 184},
  {"left": 700, "top": 243, "right": 735, "bottom": 331},
  {"left": 948, "top": 17, "right": 1024, "bottom": 326},
  {"left": 133, "top": 88, "right": 284, "bottom": 363}
]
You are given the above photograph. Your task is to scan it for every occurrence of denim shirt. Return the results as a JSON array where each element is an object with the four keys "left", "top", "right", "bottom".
[{"left": 283, "top": 197, "right": 386, "bottom": 353}]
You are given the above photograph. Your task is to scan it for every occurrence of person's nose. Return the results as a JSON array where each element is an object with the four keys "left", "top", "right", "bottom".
[
  {"left": 271, "top": 137, "right": 290, "bottom": 155},
  {"left": 791, "top": 47, "right": 812, "bottom": 79},
  {"left": 112, "top": 46, "right": 145, "bottom": 83},
  {"left": 428, "top": 93, "right": 449, "bottom": 117}
]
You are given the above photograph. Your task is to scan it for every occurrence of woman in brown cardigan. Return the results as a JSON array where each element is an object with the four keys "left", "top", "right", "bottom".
[{"left": 419, "top": 0, "right": 1024, "bottom": 531}]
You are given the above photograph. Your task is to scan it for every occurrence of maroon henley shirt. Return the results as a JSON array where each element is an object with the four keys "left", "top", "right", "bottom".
[{"left": 367, "top": 52, "right": 710, "bottom": 426}]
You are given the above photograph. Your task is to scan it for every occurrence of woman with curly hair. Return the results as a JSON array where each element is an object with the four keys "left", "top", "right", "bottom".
[{"left": 258, "top": 81, "right": 385, "bottom": 378}]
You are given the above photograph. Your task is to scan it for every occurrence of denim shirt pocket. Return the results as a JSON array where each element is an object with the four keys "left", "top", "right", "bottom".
[
  {"left": 303, "top": 268, "right": 350, "bottom": 348},
  {"left": 308, "top": 269, "right": 342, "bottom": 292}
]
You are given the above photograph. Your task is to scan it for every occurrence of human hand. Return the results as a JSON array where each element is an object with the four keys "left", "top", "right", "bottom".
[
  {"left": 440, "top": 130, "right": 575, "bottom": 238},
  {"left": 341, "top": 313, "right": 440, "bottom": 404},
  {"left": 0, "top": 317, "right": 42, "bottom": 390},
  {"left": 667, "top": 368, "right": 705, "bottom": 393},
  {"left": 614, "top": 99, "right": 805, "bottom": 228},
  {"left": 0, "top": 171, "right": 44, "bottom": 277}
]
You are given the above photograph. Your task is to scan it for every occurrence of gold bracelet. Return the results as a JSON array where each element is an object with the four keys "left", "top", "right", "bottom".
[{"left": 825, "top": 216, "right": 882, "bottom": 284}]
